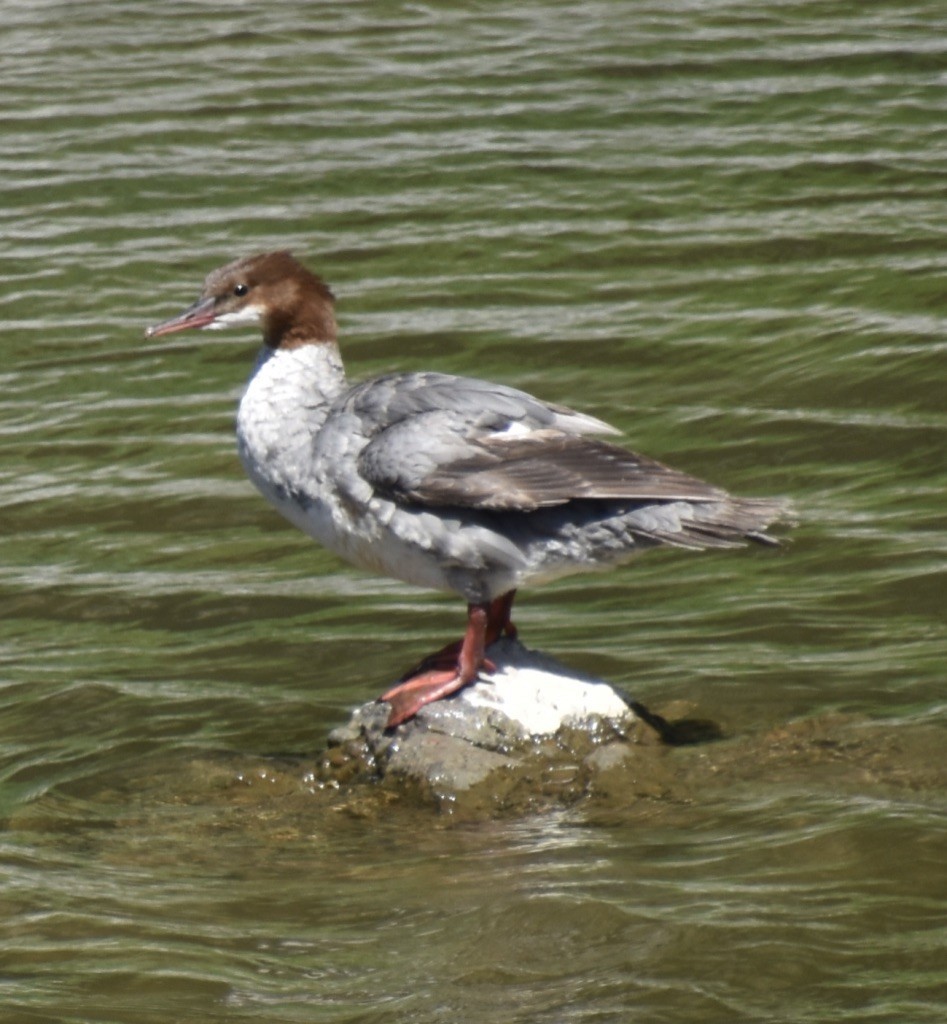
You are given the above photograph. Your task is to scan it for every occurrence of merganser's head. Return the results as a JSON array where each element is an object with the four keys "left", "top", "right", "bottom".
[{"left": 145, "top": 251, "right": 336, "bottom": 349}]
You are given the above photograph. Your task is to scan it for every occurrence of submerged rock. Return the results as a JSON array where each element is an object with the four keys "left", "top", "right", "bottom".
[{"left": 319, "top": 637, "right": 670, "bottom": 814}]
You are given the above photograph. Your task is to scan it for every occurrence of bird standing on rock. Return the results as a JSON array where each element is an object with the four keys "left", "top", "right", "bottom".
[{"left": 146, "top": 252, "right": 790, "bottom": 727}]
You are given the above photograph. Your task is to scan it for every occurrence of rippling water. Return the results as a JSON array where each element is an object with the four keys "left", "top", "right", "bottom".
[{"left": 1, "top": 2, "right": 945, "bottom": 1021}]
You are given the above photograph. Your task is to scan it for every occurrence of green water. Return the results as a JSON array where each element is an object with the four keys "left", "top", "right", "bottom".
[{"left": 1, "top": 2, "right": 945, "bottom": 1021}]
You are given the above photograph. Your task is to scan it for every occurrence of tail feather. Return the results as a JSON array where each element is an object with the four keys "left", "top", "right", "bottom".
[{"left": 630, "top": 496, "right": 794, "bottom": 551}]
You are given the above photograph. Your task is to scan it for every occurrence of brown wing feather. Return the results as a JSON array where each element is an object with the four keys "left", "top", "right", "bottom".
[{"left": 405, "top": 433, "right": 727, "bottom": 511}]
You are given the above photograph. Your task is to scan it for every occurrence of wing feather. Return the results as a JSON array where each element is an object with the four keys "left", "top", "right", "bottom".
[
  {"left": 345, "top": 373, "right": 781, "bottom": 536},
  {"left": 398, "top": 433, "right": 726, "bottom": 511}
]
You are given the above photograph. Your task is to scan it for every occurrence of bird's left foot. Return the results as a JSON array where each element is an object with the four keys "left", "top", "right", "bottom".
[
  {"left": 379, "top": 592, "right": 517, "bottom": 728},
  {"left": 380, "top": 666, "right": 475, "bottom": 728}
]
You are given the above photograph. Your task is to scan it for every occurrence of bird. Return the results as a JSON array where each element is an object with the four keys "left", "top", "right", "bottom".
[{"left": 146, "top": 251, "right": 791, "bottom": 727}]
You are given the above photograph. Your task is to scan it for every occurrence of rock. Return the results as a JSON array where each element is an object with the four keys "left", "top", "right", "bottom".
[{"left": 320, "top": 637, "right": 650, "bottom": 814}]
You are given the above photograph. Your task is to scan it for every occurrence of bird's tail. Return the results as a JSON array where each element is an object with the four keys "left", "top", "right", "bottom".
[{"left": 632, "top": 495, "right": 795, "bottom": 550}]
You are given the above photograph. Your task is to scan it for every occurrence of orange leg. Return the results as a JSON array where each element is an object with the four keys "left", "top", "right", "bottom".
[
  {"left": 380, "top": 591, "right": 518, "bottom": 727},
  {"left": 488, "top": 590, "right": 517, "bottom": 642}
]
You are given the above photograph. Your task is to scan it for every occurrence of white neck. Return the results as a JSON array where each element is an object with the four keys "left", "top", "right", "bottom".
[{"left": 235, "top": 343, "right": 347, "bottom": 499}]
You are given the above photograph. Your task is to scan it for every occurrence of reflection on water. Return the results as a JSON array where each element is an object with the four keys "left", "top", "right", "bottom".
[{"left": 1, "top": 1, "right": 945, "bottom": 1021}]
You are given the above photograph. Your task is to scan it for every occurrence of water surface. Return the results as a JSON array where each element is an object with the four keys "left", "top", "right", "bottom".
[{"left": 1, "top": 2, "right": 945, "bottom": 1021}]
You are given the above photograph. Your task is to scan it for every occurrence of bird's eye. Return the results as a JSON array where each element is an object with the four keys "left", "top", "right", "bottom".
[{"left": 234, "top": 283, "right": 249, "bottom": 297}]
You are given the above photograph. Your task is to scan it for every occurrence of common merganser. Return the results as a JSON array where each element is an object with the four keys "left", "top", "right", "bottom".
[{"left": 146, "top": 252, "right": 790, "bottom": 727}]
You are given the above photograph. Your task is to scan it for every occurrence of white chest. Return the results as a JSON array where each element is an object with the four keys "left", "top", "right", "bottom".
[{"left": 235, "top": 345, "right": 347, "bottom": 536}]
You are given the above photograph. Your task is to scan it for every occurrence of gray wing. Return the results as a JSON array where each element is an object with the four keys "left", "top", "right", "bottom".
[
  {"left": 347, "top": 372, "right": 724, "bottom": 512},
  {"left": 391, "top": 432, "right": 726, "bottom": 510}
]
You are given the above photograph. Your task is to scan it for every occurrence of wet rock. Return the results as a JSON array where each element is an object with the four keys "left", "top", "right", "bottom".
[{"left": 320, "top": 637, "right": 650, "bottom": 814}]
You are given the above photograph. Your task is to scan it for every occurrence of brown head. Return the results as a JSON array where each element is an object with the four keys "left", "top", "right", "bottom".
[{"left": 145, "top": 252, "right": 336, "bottom": 349}]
